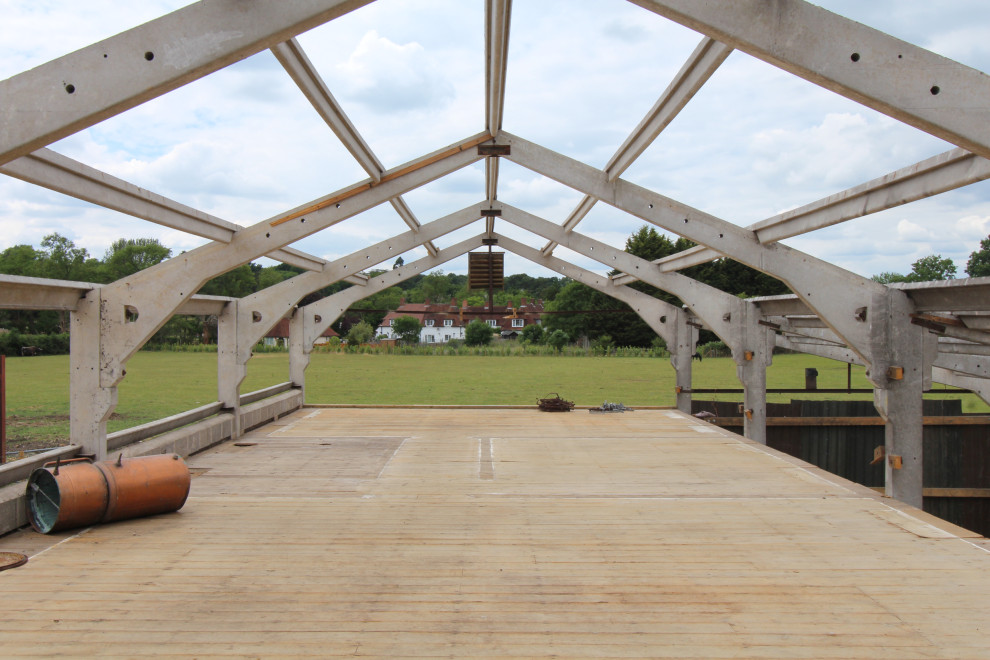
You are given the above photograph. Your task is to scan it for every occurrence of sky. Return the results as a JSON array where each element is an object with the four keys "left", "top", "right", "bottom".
[{"left": 1, "top": 0, "right": 990, "bottom": 284}]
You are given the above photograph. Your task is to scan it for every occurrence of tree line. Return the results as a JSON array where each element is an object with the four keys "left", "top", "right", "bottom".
[{"left": 2, "top": 229, "right": 988, "bottom": 352}]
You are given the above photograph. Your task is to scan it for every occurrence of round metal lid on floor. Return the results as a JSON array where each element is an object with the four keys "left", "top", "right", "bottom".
[{"left": 0, "top": 551, "right": 28, "bottom": 572}]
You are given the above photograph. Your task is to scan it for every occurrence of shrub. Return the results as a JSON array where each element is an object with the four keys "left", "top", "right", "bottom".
[
  {"left": 465, "top": 319, "right": 495, "bottom": 346},
  {"left": 545, "top": 329, "right": 569, "bottom": 352}
]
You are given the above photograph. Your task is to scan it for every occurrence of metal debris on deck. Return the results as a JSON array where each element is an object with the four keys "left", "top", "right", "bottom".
[
  {"left": 537, "top": 393, "right": 574, "bottom": 412},
  {"left": 591, "top": 401, "right": 632, "bottom": 413},
  {"left": 0, "top": 552, "right": 28, "bottom": 572}
]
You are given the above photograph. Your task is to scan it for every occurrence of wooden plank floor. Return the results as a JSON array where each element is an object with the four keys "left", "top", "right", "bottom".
[{"left": 2, "top": 407, "right": 989, "bottom": 658}]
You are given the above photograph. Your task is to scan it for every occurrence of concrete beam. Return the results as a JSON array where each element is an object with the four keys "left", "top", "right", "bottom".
[
  {"left": 543, "top": 36, "right": 731, "bottom": 254},
  {"left": 651, "top": 149, "right": 990, "bottom": 274},
  {"left": 98, "top": 132, "right": 487, "bottom": 386},
  {"left": 1, "top": 148, "right": 328, "bottom": 272},
  {"left": 272, "top": 38, "right": 382, "bottom": 181},
  {"left": 235, "top": 207, "right": 483, "bottom": 358},
  {"left": 932, "top": 367, "right": 990, "bottom": 406},
  {"left": 0, "top": 274, "right": 234, "bottom": 316},
  {"left": 496, "top": 233, "right": 698, "bottom": 414},
  {"left": 497, "top": 202, "right": 742, "bottom": 348},
  {"left": 0, "top": 0, "right": 373, "bottom": 165},
  {"left": 495, "top": 234, "right": 681, "bottom": 347},
  {"left": 499, "top": 202, "right": 774, "bottom": 442},
  {"left": 894, "top": 276, "right": 990, "bottom": 313},
  {"left": 628, "top": 0, "right": 990, "bottom": 160},
  {"left": 501, "top": 131, "right": 885, "bottom": 368},
  {"left": 485, "top": 0, "right": 512, "bottom": 135},
  {"left": 288, "top": 236, "right": 485, "bottom": 389},
  {"left": 272, "top": 37, "right": 439, "bottom": 256},
  {"left": 299, "top": 236, "right": 485, "bottom": 348}
]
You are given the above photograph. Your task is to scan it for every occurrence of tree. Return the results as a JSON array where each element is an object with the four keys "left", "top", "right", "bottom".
[
  {"left": 520, "top": 323, "right": 545, "bottom": 344},
  {"left": 465, "top": 319, "right": 495, "bottom": 346},
  {"left": 543, "top": 281, "right": 648, "bottom": 345},
  {"left": 198, "top": 264, "right": 257, "bottom": 297},
  {"left": 545, "top": 329, "right": 569, "bottom": 351},
  {"left": 391, "top": 315, "right": 422, "bottom": 344},
  {"left": 346, "top": 321, "right": 374, "bottom": 345},
  {"left": 392, "top": 256, "right": 404, "bottom": 270},
  {"left": 103, "top": 238, "right": 171, "bottom": 281},
  {"left": 0, "top": 244, "right": 42, "bottom": 276},
  {"left": 257, "top": 267, "right": 295, "bottom": 290},
  {"left": 871, "top": 271, "right": 909, "bottom": 284},
  {"left": 966, "top": 235, "right": 990, "bottom": 278},
  {"left": 38, "top": 233, "right": 91, "bottom": 280},
  {"left": 419, "top": 269, "right": 454, "bottom": 303},
  {"left": 907, "top": 254, "right": 956, "bottom": 282}
]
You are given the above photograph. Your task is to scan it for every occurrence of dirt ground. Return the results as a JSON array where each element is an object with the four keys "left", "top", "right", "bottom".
[{"left": 3, "top": 414, "right": 71, "bottom": 460}]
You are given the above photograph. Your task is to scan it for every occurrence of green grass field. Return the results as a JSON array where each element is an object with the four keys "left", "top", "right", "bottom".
[{"left": 3, "top": 351, "right": 986, "bottom": 452}]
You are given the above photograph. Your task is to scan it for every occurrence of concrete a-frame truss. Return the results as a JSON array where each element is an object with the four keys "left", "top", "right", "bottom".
[{"left": 2, "top": 1, "right": 990, "bottom": 508}]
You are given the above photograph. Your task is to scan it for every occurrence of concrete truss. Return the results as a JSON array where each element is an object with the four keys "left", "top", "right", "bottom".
[{"left": 3, "top": 0, "right": 990, "bottom": 507}]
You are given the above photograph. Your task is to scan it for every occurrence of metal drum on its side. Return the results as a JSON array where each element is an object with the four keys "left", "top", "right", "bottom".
[{"left": 26, "top": 454, "right": 191, "bottom": 534}]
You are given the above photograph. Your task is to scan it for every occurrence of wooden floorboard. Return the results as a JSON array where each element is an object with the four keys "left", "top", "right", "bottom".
[{"left": 1, "top": 408, "right": 989, "bottom": 658}]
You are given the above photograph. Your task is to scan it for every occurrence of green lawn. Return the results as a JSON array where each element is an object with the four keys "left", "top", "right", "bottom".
[{"left": 3, "top": 351, "right": 986, "bottom": 452}]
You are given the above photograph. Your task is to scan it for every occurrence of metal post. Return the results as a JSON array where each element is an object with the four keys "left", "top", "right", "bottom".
[{"left": 487, "top": 242, "right": 495, "bottom": 313}]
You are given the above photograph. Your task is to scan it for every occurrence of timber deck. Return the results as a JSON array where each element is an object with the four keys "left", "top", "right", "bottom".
[{"left": 1, "top": 407, "right": 989, "bottom": 658}]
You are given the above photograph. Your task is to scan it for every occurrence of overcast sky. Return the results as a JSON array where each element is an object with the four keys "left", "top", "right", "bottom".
[{"left": 2, "top": 0, "right": 989, "bottom": 284}]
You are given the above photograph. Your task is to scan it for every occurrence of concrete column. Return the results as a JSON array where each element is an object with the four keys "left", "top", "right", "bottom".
[
  {"left": 289, "top": 309, "right": 311, "bottom": 401},
  {"left": 217, "top": 301, "right": 245, "bottom": 440},
  {"left": 870, "top": 290, "right": 926, "bottom": 508},
  {"left": 736, "top": 358, "right": 767, "bottom": 444},
  {"left": 69, "top": 290, "right": 115, "bottom": 460},
  {"left": 671, "top": 312, "right": 697, "bottom": 414},
  {"left": 734, "top": 308, "right": 774, "bottom": 445}
]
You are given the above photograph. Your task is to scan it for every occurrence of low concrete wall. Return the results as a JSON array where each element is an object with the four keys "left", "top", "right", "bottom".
[
  {"left": 241, "top": 389, "right": 302, "bottom": 432},
  {"left": 0, "top": 389, "right": 303, "bottom": 537}
]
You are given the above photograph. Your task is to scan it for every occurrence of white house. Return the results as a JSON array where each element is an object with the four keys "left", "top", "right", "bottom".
[{"left": 376, "top": 298, "right": 544, "bottom": 344}]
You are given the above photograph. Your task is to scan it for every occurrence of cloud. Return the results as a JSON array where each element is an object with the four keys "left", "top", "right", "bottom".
[
  {"left": 335, "top": 30, "right": 455, "bottom": 114},
  {"left": 896, "top": 219, "right": 933, "bottom": 241}
]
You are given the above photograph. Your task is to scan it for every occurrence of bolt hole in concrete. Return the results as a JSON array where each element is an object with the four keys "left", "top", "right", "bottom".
[
  {"left": 64, "top": 83, "right": 75, "bottom": 94},
  {"left": 930, "top": 85, "right": 941, "bottom": 95},
  {"left": 850, "top": 52, "right": 860, "bottom": 62},
  {"left": 144, "top": 51, "right": 154, "bottom": 61}
]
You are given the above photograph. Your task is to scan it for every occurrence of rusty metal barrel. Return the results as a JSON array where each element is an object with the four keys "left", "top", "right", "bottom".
[{"left": 25, "top": 454, "right": 191, "bottom": 534}]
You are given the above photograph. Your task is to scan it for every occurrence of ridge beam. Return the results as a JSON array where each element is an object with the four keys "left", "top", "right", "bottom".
[{"left": 485, "top": 0, "right": 512, "bottom": 135}]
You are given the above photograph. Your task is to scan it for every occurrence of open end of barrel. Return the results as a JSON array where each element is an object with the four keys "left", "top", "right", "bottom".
[{"left": 26, "top": 469, "right": 61, "bottom": 534}]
